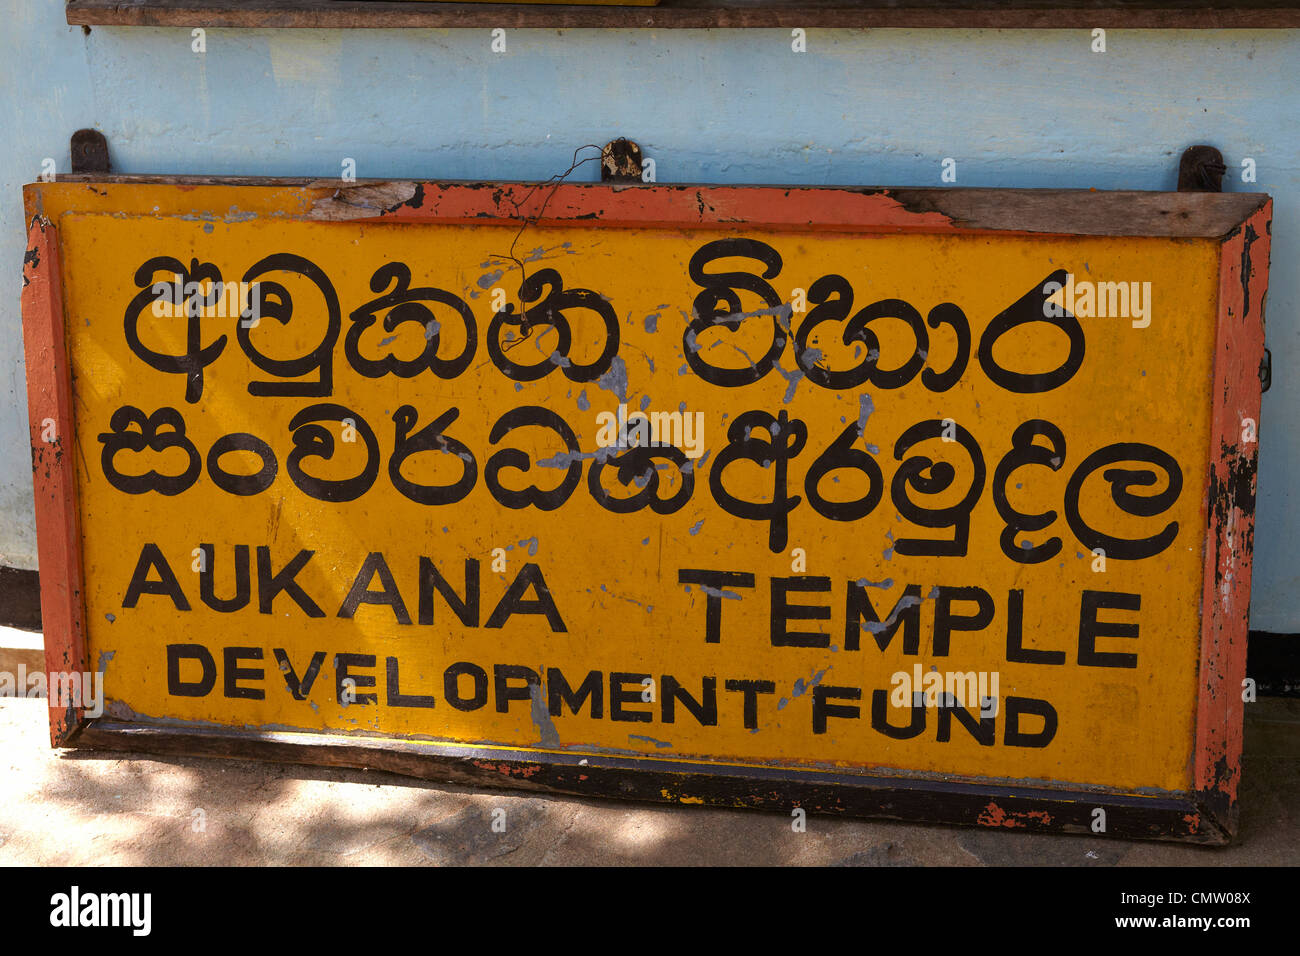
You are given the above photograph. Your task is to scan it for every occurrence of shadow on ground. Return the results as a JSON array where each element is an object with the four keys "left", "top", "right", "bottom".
[{"left": 0, "top": 698, "right": 1295, "bottom": 865}]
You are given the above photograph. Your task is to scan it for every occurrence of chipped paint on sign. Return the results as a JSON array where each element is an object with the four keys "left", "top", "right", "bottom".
[{"left": 20, "top": 180, "right": 1270, "bottom": 842}]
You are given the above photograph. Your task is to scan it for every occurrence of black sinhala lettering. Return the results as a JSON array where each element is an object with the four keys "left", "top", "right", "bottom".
[
  {"left": 346, "top": 262, "right": 476, "bottom": 380},
  {"left": 487, "top": 268, "right": 619, "bottom": 383},
  {"left": 588, "top": 444, "right": 694, "bottom": 515},
  {"left": 206, "top": 432, "right": 277, "bottom": 496},
  {"left": 684, "top": 237, "right": 786, "bottom": 387},
  {"left": 285, "top": 403, "right": 380, "bottom": 503},
  {"left": 123, "top": 257, "right": 227, "bottom": 404},
  {"left": 1064, "top": 443, "right": 1182, "bottom": 560},
  {"left": 99, "top": 406, "right": 201, "bottom": 496},
  {"left": 484, "top": 406, "right": 582, "bottom": 511},
  {"left": 389, "top": 405, "right": 477, "bottom": 506},
  {"left": 710, "top": 409, "right": 807, "bottom": 553},
  {"left": 992, "top": 420, "right": 1066, "bottom": 563},
  {"left": 239, "top": 253, "right": 341, "bottom": 397},
  {"left": 920, "top": 302, "right": 970, "bottom": 393},
  {"left": 804, "top": 422, "right": 884, "bottom": 522},
  {"left": 977, "top": 269, "right": 1085, "bottom": 393},
  {"left": 891, "top": 419, "right": 986, "bottom": 557}
]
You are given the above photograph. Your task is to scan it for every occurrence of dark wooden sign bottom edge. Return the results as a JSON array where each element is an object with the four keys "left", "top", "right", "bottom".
[{"left": 70, "top": 719, "right": 1233, "bottom": 845}]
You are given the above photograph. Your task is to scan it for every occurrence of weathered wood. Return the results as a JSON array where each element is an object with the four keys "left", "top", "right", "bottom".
[
  {"left": 19, "top": 215, "right": 89, "bottom": 747},
  {"left": 27, "top": 175, "right": 1268, "bottom": 843},
  {"left": 308, "top": 182, "right": 421, "bottom": 221},
  {"left": 0, "top": 566, "right": 42, "bottom": 630},
  {"left": 65, "top": 0, "right": 1300, "bottom": 29},
  {"left": 1193, "top": 202, "right": 1272, "bottom": 836},
  {"left": 46, "top": 177, "right": 1271, "bottom": 239},
  {"left": 75, "top": 720, "right": 1231, "bottom": 843}
]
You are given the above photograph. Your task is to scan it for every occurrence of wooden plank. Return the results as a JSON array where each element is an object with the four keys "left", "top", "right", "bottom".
[
  {"left": 0, "top": 639, "right": 45, "bottom": 680},
  {"left": 0, "top": 567, "right": 42, "bottom": 630},
  {"left": 1192, "top": 202, "right": 1272, "bottom": 838},
  {"left": 64, "top": 0, "right": 1300, "bottom": 29},
  {"left": 76, "top": 720, "right": 1226, "bottom": 842},
  {"left": 310, "top": 182, "right": 1269, "bottom": 239},
  {"left": 19, "top": 213, "right": 90, "bottom": 747},
  {"left": 44, "top": 177, "right": 1271, "bottom": 239}
]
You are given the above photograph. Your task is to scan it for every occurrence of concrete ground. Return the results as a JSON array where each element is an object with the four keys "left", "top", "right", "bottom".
[{"left": 0, "top": 632, "right": 1296, "bottom": 865}]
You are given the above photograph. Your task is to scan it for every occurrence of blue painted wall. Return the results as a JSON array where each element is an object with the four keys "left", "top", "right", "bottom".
[{"left": 2, "top": 5, "right": 1298, "bottom": 627}]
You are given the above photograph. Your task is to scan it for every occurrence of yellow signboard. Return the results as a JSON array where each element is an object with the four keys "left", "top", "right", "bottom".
[{"left": 23, "top": 179, "right": 1271, "bottom": 841}]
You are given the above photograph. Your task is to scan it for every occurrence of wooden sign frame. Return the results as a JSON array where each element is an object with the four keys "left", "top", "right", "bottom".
[
  {"left": 64, "top": 0, "right": 1300, "bottom": 30},
  {"left": 21, "top": 176, "right": 1271, "bottom": 843}
]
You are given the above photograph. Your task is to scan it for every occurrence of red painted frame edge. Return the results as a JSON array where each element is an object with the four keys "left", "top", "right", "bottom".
[
  {"left": 307, "top": 181, "right": 1268, "bottom": 239},
  {"left": 20, "top": 213, "right": 89, "bottom": 746},
  {"left": 1192, "top": 202, "right": 1273, "bottom": 840},
  {"left": 33, "top": 178, "right": 1269, "bottom": 239}
]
